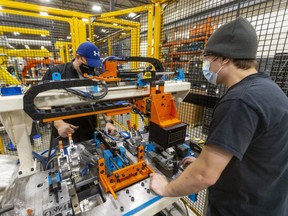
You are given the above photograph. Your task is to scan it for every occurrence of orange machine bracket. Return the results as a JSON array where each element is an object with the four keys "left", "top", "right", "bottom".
[
  {"left": 150, "top": 92, "right": 180, "bottom": 127},
  {"left": 98, "top": 145, "right": 154, "bottom": 200}
]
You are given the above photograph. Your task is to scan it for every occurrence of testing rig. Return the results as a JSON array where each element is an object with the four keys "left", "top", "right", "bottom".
[{"left": 0, "top": 57, "right": 194, "bottom": 215}]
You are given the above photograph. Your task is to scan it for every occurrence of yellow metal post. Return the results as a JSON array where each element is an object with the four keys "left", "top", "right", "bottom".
[
  {"left": 79, "top": 20, "right": 87, "bottom": 44},
  {"left": 88, "top": 18, "right": 94, "bottom": 43},
  {"left": 58, "top": 48, "right": 65, "bottom": 62},
  {"left": 131, "top": 28, "right": 140, "bottom": 57},
  {"left": 65, "top": 43, "right": 70, "bottom": 62},
  {"left": 147, "top": 5, "right": 154, "bottom": 57},
  {"left": 70, "top": 18, "right": 77, "bottom": 57},
  {"left": 70, "top": 18, "right": 87, "bottom": 56},
  {"left": 0, "top": 136, "right": 5, "bottom": 155},
  {"left": 55, "top": 41, "right": 72, "bottom": 62},
  {"left": 153, "top": 3, "right": 162, "bottom": 59}
]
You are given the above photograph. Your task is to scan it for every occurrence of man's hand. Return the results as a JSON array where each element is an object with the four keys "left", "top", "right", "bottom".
[
  {"left": 181, "top": 156, "right": 197, "bottom": 167},
  {"left": 150, "top": 173, "right": 169, "bottom": 196},
  {"left": 105, "top": 122, "right": 117, "bottom": 135},
  {"left": 54, "top": 120, "right": 79, "bottom": 138}
]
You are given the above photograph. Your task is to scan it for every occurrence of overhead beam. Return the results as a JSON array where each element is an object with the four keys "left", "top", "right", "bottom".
[
  {"left": 0, "top": 0, "right": 93, "bottom": 18},
  {"left": 96, "top": 4, "right": 153, "bottom": 18},
  {"left": 0, "top": 8, "right": 71, "bottom": 23},
  {"left": 0, "top": 26, "right": 50, "bottom": 36}
]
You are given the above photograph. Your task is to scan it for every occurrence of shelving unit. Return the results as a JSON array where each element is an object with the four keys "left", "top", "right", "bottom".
[
  {"left": 161, "top": 17, "right": 227, "bottom": 137},
  {"left": 162, "top": 17, "right": 215, "bottom": 72}
]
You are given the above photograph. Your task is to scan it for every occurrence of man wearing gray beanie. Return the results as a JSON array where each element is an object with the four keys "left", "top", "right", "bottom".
[{"left": 150, "top": 17, "right": 288, "bottom": 216}]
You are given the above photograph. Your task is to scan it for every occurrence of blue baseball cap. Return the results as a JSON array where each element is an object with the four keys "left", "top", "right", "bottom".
[{"left": 76, "top": 42, "right": 102, "bottom": 67}]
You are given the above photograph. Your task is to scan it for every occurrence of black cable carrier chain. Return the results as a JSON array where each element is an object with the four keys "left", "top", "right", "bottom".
[{"left": 23, "top": 79, "right": 128, "bottom": 121}]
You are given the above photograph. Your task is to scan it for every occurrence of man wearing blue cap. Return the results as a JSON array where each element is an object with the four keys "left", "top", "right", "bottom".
[
  {"left": 150, "top": 17, "right": 288, "bottom": 216},
  {"left": 43, "top": 41, "right": 116, "bottom": 143}
]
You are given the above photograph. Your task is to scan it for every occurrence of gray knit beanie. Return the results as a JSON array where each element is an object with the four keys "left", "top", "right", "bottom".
[{"left": 203, "top": 16, "right": 258, "bottom": 59}]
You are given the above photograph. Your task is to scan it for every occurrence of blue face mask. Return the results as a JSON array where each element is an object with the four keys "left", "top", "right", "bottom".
[{"left": 202, "top": 59, "right": 223, "bottom": 85}]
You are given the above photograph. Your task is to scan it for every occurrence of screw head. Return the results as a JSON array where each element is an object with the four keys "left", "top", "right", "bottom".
[{"left": 120, "top": 206, "right": 124, "bottom": 212}]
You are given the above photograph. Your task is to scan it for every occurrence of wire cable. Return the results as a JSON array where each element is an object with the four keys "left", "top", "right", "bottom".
[
  {"left": 40, "top": 148, "right": 56, "bottom": 158},
  {"left": 32, "top": 151, "right": 46, "bottom": 169},
  {"left": 45, "top": 156, "right": 57, "bottom": 171},
  {"left": 63, "top": 81, "right": 108, "bottom": 101},
  {"left": 131, "top": 106, "right": 148, "bottom": 126}
]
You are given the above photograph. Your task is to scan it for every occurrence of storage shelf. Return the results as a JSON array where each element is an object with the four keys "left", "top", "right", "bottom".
[
  {"left": 167, "top": 50, "right": 202, "bottom": 56},
  {"left": 162, "top": 36, "right": 206, "bottom": 47},
  {"left": 163, "top": 62, "right": 189, "bottom": 65}
]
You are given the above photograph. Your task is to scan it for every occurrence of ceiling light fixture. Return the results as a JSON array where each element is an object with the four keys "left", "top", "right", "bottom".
[
  {"left": 92, "top": 5, "right": 101, "bottom": 12},
  {"left": 13, "top": 32, "right": 20, "bottom": 35},
  {"left": 40, "top": 11, "right": 48, "bottom": 16},
  {"left": 67, "top": 36, "right": 71, "bottom": 39},
  {"left": 41, "top": 34, "right": 46, "bottom": 37},
  {"left": 101, "top": 29, "right": 106, "bottom": 33},
  {"left": 113, "top": 23, "right": 118, "bottom": 26},
  {"left": 128, "top": 12, "right": 136, "bottom": 18},
  {"left": 82, "top": 18, "right": 88, "bottom": 23},
  {"left": 0, "top": 6, "right": 3, "bottom": 10}
]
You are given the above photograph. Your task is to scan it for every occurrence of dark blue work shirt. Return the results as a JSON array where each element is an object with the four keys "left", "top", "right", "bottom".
[
  {"left": 206, "top": 73, "right": 288, "bottom": 216},
  {"left": 43, "top": 62, "right": 97, "bottom": 143}
]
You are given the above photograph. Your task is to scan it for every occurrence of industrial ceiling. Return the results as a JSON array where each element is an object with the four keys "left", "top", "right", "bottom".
[{"left": 12, "top": 0, "right": 151, "bottom": 14}]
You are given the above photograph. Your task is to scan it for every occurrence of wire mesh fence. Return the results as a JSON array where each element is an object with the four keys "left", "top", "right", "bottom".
[
  {"left": 162, "top": 0, "right": 288, "bottom": 139},
  {"left": 161, "top": 0, "right": 288, "bottom": 214},
  {"left": 0, "top": 12, "right": 73, "bottom": 84},
  {"left": 0, "top": 1, "right": 287, "bottom": 214}
]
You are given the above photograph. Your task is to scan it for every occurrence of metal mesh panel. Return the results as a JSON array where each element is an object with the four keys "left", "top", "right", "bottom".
[
  {"left": 162, "top": 0, "right": 288, "bottom": 215},
  {"left": 182, "top": 190, "right": 207, "bottom": 216},
  {"left": 0, "top": 5, "right": 90, "bottom": 155},
  {"left": 162, "top": 0, "right": 288, "bottom": 139},
  {"left": 90, "top": 10, "right": 148, "bottom": 58},
  {"left": 0, "top": 13, "right": 71, "bottom": 84},
  {"left": 90, "top": 9, "right": 150, "bottom": 127}
]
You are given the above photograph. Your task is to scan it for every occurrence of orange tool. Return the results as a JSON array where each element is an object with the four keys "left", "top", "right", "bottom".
[{"left": 98, "top": 145, "right": 154, "bottom": 200}]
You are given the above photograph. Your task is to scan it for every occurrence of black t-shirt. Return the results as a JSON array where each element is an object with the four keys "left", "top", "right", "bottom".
[
  {"left": 43, "top": 62, "right": 97, "bottom": 143},
  {"left": 206, "top": 73, "right": 288, "bottom": 216}
]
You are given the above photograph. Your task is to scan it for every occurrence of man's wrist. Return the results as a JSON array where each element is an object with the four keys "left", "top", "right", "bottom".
[{"left": 105, "top": 119, "right": 114, "bottom": 124}]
